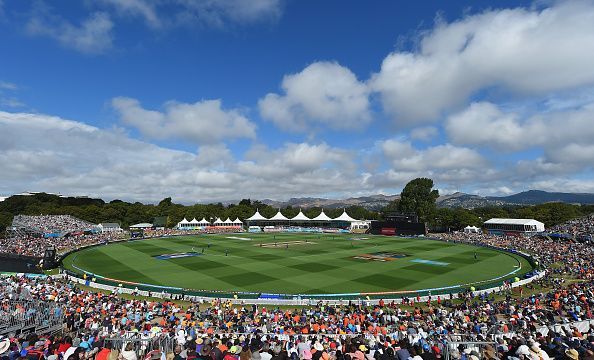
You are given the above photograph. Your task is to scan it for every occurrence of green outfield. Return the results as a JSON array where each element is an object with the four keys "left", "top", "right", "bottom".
[{"left": 62, "top": 233, "right": 533, "bottom": 295}]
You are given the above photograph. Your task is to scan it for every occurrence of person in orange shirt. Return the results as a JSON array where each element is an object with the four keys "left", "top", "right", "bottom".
[{"left": 95, "top": 342, "right": 112, "bottom": 360}]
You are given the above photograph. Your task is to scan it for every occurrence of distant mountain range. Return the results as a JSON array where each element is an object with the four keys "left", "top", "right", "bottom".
[
  {"left": 262, "top": 190, "right": 594, "bottom": 210},
  {"left": 262, "top": 194, "right": 400, "bottom": 210}
]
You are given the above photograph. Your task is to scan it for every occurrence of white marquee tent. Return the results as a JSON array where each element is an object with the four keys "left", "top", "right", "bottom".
[
  {"left": 311, "top": 209, "right": 332, "bottom": 221},
  {"left": 332, "top": 209, "right": 357, "bottom": 222},
  {"left": 247, "top": 210, "right": 268, "bottom": 221},
  {"left": 463, "top": 225, "right": 481, "bottom": 233},
  {"left": 291, "top": 210, "right": 311, "bottom": 221},
  {"left": 269, "top": 210, "right": 290, "bottom": 221}
]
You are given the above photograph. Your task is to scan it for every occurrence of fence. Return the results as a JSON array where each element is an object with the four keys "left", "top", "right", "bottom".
[
  {"left": 0, "top": 300, "right": 63, "bottom": 337},
  {"left": 63, "top": 269, "right": 546, "bottom": 306},
  {"left": 443, "top": 341, "right": 498, "bottom": 360},
  {"left": 103, "top": 333, "right": 177, "bottom": 359},
  {"left": 60, "top": 235, "right": 543, "bottom": 303},
  {"left": 98, "top": 332, "right": 499, "bottom": 360}
]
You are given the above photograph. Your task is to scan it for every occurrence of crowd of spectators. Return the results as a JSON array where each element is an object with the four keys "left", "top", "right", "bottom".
[
  {"left": 1, "top": 216, "right": 594, "bottom": 360},
  {"left": 0, "top": 224, "right": 242, "bottom": 258},
  {"left": 11, "top": 215, "right": 97, "bottom": 236},
  {"left": 0, "top": 233, "right": 123, "bottom": 258},
  {"left": 549, "top": 216, "right": 594, "bottom": 242},
  {"left": 430, "top": 232, "right": 594, "bottom": 280},
  {"left": 1, "top": 264, "right": 593, "bottom": 360},
  {"left": 143, "top": 228, "right": 245, "bottom": 238}
]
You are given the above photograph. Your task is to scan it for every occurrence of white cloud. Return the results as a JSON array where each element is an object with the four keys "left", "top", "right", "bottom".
[
  {"left": 111, "top": 97, "right": 257, "bottom": 144},
  {"left": 240, "top": 142, "right": 353, "bottom": 177},
  {"left": 381, "top": 140, "right": 485, "bottom": 171},
  {"left": 176, "top": 0, "right": 282, "bottom": 27},
  {"left": 446, "top": 101, "right": 594, "bottom": 153},
  {"left": 27, "top": 9, "right": 113, "bottom": 54},
  {"left": 0, "top": 111, "right": 368, "bottom": 202},
  {"left": 445, "top": 102, "right": 526, "bottom": 150},
  {"left": 0, "top": 97, "right": 25, "bottom": 108},
  {"left": 2, "top": 109, "right": 594, "bottom": 201},
  {"left": 410, "top": 126, "right": 438, "bottom": 141},
  {"left": 99, "top": 0, "right": 160, "bottom": 28},
  {"left": 359, "top": 139, "right": 491, "bottom": 193},
  {"left": 370, "top": 1, "right": 594, "bottom": 124},
  {"left": 259, "top": 61, "right": 371, "bottom": 132},
  {"left": 0, "top": 81, "right": 17, "bottom": 91},
  {"left": 0, "top": 81, "right": 24, "bottom": 109}
]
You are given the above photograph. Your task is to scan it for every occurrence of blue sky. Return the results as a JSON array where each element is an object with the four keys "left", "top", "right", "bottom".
[{"left": 1, "top": 0, "right": 594, "bottom": 203}]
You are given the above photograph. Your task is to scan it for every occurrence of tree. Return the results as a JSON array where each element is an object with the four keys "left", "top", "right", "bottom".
[
  {"left": 158, "top": 197, "right": 173, "bottom": 207},
  {"left": 239, "top": 199, "right": 252, "bottom": 207},
  {"left": 398, "top": 178, "right": 439, "bottom": 223}
]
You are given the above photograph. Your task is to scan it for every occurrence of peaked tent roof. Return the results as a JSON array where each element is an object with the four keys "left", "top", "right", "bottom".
[
  {"left": 332, "top": 210, "right": 358, "bottom": 222},
  {"left": 179, "top": 218, "right": 189, "bottom": 224},
  {"left": 224, "top": 218, "right": 233, "bottom": 224},
  {"left": 213, "top": 218, "right": 223, "bottom": 224},
  {"left": 311, "top": 209, "right": 332, "bottom": 221},
  {"left": 269, "top": 210, "right": 289, "bottom": 221},
  {"left": 247, "top": 209, "right": 268, "bottom": 221},
  {"left": 291, "top": 210, "right": 311, "bottom": 221},
  {"left": 199, "top": 218, "right": 210, "bottom": 224},
  {"left": 190, "top": 218, "right": 199, "bottom": 224},
  {"left": 233, "top": 218, "right": 243, "bottom": 224}
]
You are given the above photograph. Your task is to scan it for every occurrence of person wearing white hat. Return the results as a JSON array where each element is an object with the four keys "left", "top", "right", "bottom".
[{"left": 0, "top": 337, "right": 10, "bottom": 356}]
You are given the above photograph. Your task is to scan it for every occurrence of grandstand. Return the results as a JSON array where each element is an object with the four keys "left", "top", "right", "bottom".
[
  {"left": 484, "top": 218, "right": 545, "bottom": 234},
  {"left": 0, "top": 300, "right": 63, "bottom": 337},
  {"left": 8, "top": 215, "right": 98, "bottom": 238}
]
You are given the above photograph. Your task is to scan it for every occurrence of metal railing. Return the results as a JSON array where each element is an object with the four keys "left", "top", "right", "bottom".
[
  {"left": 0, "top": 300, "right": 63, "bottom": 337},
  {"left": 443, "top": 341, "right": 498, "bottom": 360},
  {"left": 103, "top": 333, "right": 177, "bottom": 359}
]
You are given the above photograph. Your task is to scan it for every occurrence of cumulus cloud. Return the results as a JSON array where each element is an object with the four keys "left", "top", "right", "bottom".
[
  {"left": 177, "top": 0, "right": 283, "bottom": 27},
  {"left": 358, "top": 140, "right": 490, "bottom": 194},
  {"left": 259, "top": 62, "right": 371, "bottom": 132},
  {"left": 26, "top": 4, "right": 113, "bottom": 55},
  {"left": 0, "top": 82, "right": 17, "bottom": 91},
  {"left": 0, "top": 81, "right": 24, "bottom": 109},
  {"left": 99, "top": 0, "right": 160, "bottom": 28},
  {"left": 446, "top": 102, "right": 594, "bottom": 155},
  {"left": 381, "top": 140, "right": 485, "bottom": 171},
  {"left": 111, "top": 97, "right": 257, "bottom": 144},
  {"left": 410, "top": 126, "right": 438, "bottom": 141},
  {"left": 0, "top": 111, "right": 369, "bottom": 202},
  {"left": 370, "top": 1, "right": 594, "bottom": 124}
]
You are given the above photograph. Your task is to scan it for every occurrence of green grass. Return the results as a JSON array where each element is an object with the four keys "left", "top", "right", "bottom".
[{"left": 62, "top": 233, "right": 533, "bottom": 295}]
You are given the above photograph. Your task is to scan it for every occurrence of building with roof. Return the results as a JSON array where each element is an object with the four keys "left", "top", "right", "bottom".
[
  {"left": 98, "top": 223, "right": 123, "bottom": 233},
  {"left": 129, "top": 223, "right": 153, "bottom": 229},
  {"left": 483, "top": 218, "right": 545, "bottom": 234}
]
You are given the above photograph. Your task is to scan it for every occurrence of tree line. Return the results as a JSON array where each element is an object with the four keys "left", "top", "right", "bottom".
[
  {"left": 1, "top": 179, "right": 593, "bottom": 236},
  {"left": 392, "top": 178, "right": 594, "bottom": 230},
  {"left": 0, "top": 194, "right": 380, "bottom": 235}
]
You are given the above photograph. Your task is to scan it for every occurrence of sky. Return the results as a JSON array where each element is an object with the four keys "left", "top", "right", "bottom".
[{"left": 1, "top": 0, "right": 594, "bottom": 204}]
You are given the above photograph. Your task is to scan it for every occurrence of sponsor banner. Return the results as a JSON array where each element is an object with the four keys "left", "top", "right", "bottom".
[
  {"left": 410, "top": 258, "right": 449, "bottom": 266},
  {"left": 154, "top": 252, "right": 201, "bottom": 260}
]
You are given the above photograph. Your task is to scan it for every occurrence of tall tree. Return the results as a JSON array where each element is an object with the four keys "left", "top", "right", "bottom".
[{"left": 398, "top": 178, "right": 439, "bottom": 223}]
